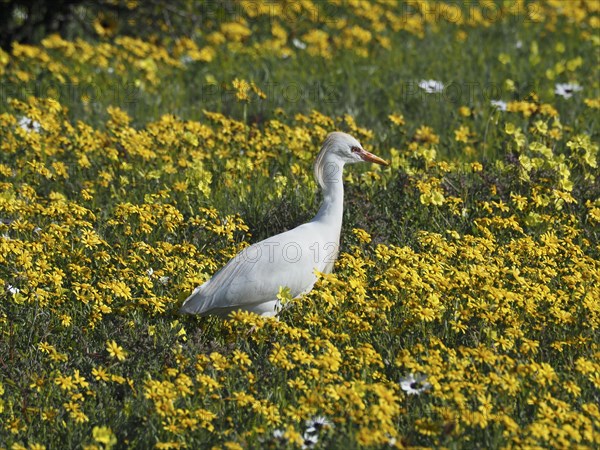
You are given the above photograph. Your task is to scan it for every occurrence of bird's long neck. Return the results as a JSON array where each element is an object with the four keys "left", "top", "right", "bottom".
[{"left": 312, "top": 158, "right": 344, "bottom": 233}]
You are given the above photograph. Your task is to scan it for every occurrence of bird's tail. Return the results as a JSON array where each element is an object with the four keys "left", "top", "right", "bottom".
[{"left": 180, "top": 283, "right": 209, "bottom": 314}]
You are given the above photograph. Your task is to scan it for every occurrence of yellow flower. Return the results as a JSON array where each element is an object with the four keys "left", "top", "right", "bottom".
[
  {"left": 64, "top": 401, "right": 89, "bottom": 423},
  {"left": 106, "top": 106, "right": 131, "bottom": 127},
  {"left": 564, "top": 381, "right": 581, "bottom": 397},
  {"left": 73, "top": 370, "right": 89, "bottom": 389},
  {"left": 55, "top": 374, "right": 76, "bottom": 391},
  {"left": 251, "top": 81, "right": 267, "bottom": 99},
  {"left": 209, "top": 352, "right": 230, "bottom": 371},
  {"left": 388, "top": 113, "right": 405, "bottom": 126},
  {"left": 220, "top": 22, "right": 252, "bottom": 42},
  {"left": 106, "top": 340, "right": 127, "bottom": 361},
  {"left": 29, "top": 444, "right": 46, "bottom": 450},
  {"left": 454, "top": 125, "right": 470, "bottom": 143},
  {"left": 302, "top": 29, "right": 331, "bottom": 58},
  {"left": 223, "top": 443, "right": 244, "bottom": 450},
  {"left": 93, "top": 426, "right": 117, "bottom": 448},
  {"left": 352, "top": 228, "right": 372, "bottom": 244},
  {"left": 155, "top": 443, "right": 183, "bottom": 450},
  {"left": 111, "top": 374, "right": 126, "bottom": 384},
  {"left": 458, "top": 106, "right": 471, "bottom": 117},
  {"left": 414, "top": 126, "right": 439, "bottom": 145},
  {"left": 38, "top": 341, "right": 55, "bottom": 354},
  {"left": 584, "top": 97, "right": 600, "bottom": 108},
  {"left": 232, "top": 78, "right": 251, "bottom": 102},
  {"left": 232, "top": 350, "right": 252, "bottom": 368},
  {"left": 93, "top": 366, "right": 110, "bottom": 382}
]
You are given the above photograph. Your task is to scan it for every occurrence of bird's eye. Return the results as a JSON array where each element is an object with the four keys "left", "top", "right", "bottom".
[{"left": 351, "top": 146, "right": 361, "bottom": 153}]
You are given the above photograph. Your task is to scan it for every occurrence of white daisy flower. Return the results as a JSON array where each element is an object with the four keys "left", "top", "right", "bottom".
[
  {"left": 305, "top": 416, "right": 332, "bottom": 431},
  {"left": 302, "top": 432, "right": 319, "bottom": 449},
  {"left": 300, "top": 415, "right": 332, "bottom": 448},
  {"left": 18, "top": 116, "right": 41, "bottom": 133},
  {"left": 7, "top": 285, "right": 20, "bottom": 295},
  {"left": 159, "top": 276, "right": 170, "bottom": 285},
  {"left": 555, "top": 82, "right": 583, "bottom": 99},
  {"left": 491, "top": 100, "right": 508, "bottom": 111},
  {"left": 418, "top": 79, "right": 444, "bottom": 94},
  {"left": 292, "top": 38, "right": 307, "bottom": 50},
  {"left": 400, "top": 373, "right": 432, "bottom": 395}
]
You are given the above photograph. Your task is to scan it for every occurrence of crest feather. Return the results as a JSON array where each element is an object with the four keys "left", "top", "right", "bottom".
[{"left": 313, "top": 132, "right": 349, "bottom": 189}]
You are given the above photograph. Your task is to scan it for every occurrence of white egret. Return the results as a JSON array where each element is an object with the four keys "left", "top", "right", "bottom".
[{"left": 180, "top": 132, "right": 388, "bottom": 318}]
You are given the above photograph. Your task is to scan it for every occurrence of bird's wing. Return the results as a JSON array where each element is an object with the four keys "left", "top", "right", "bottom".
[{"left": 180, "top": 244, "right": 265, "bottom": 315}]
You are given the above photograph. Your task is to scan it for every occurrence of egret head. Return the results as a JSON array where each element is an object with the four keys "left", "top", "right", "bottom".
[{"left": 314, "top": 132, "right": 388, "bottom": 188}]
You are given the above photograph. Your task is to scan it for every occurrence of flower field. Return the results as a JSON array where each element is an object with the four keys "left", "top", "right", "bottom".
[{"left": 1, "top": 1, "right": 599, "bottom": 448}]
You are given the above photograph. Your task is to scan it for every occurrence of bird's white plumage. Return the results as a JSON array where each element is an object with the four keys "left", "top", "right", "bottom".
[{"left": 180, "top": 132, "right": 388, "bottom": 318}]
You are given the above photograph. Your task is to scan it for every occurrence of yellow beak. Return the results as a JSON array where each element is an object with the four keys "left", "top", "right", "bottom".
[{"left": 357, "top": 148, "right": 389, "bottom": 166}]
